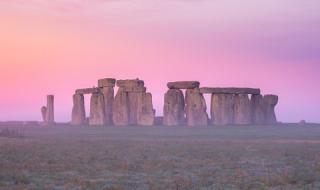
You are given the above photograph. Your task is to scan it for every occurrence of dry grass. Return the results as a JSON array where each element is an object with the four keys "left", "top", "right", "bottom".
[{"left": 1, "top": 124, "right": 320, "bottom": 189}]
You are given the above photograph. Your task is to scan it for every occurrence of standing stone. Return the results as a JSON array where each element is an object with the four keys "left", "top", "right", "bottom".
[
  {"left": 112, "top": 88, "right": 129, "bottom": 126},
  {"left": 89, "top": 93, "right": 106, "bottom": 126},
  {"left": 234, "top": 94, "right": 252, "bottom": 125},
  {"left": 264, "top": 95, "right": 278, "bottom": 124},
  {"left": 211, "top": 94, "right": 234, "bottom": 126},
  {"left": 185, "top": 88, "right": 208, "bottom": 126},
  {"left": 251, "top": 94, "right": 265, "bottom": 125},
  {"left": 101, "top": 87, "right": 114, "bottom": 125},
  {"left": 41, "top": 106, "right": 47, "bottom": 123},
  {"left": 71, "top": 94, "right": 86, "bottom": 125},
  {"left": 163, "top": 89, "right": 185, "bottom": 126},
  {"left": 46, "top": 95, "right": 55, "bottom": 124},
  {"left": 128, "top": 92, "right": 140, "bottom": 125},
  {"left": 137, "top": 93, "right": 155, "bottom": 126}
]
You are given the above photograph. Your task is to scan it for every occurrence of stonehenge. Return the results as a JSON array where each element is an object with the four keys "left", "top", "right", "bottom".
[
  {"left": 67, "top": 77, "right": 278, "bottom": 127},
  {"left": 71, "top": 78, "right": 155, "bottom": 126}
]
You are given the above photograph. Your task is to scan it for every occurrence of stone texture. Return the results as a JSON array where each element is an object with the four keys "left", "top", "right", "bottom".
[
  {"left": 98, "top": 78, "right": 116, "bottom": 87},
  {"left": 89, "top": 93, "right": 106, "bottom": 126},
  {"left": 123, "top": 86, "right": 147, "bottom": 93},
  {"left": 263, "top": 95, "right": 278, "bottom": 124},
  {"left": 211, "top": 94, "right": 234, "bottom": 126},
  {"left": 46, "top": 95, "right": 55, "bottom": 124},
  {"left": 41, "top": 106, "right": 47, "bottom": 122},
  {"left": 163, "top": 89, "right": 185, "bottom": 126},
  {"left": 185, "top": 88, "right": 208, "bottom": 126},
  {"left": 137, "top": 93, "right": 155, "bottom": 126},
  {"left": 167, "top": 81, "right": 200, "bottom": 89},
  {"left": 76, "top": 88, "right": 101, "bottom": 95},
  {"left": 116, "top": 79, "right": 144, "bottom": 88},
  {"left": 234, "top": 94, "right": 252, "bottom": 125},
  {"left": 112, "top": 88, "right": 129, "bottom": 126},
  {"left": 101, "top": 87, "right": 114, "bottom": 125},
  {"left": 200, "top": 87, "right": 260, "bottom": 95},
  {"left": 71, "top": 94, "right": 86, "bottom": 125},
  {"left": 128, "top": 92, "right": 140, "bottom": 125},
  {"left": 251, "top": 94, "right": 265, "bottom": 125}
]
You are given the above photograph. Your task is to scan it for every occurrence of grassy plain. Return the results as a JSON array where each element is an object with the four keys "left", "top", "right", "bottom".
[{"left": 1, "top": 124, "right": 320, "bottom": 190}]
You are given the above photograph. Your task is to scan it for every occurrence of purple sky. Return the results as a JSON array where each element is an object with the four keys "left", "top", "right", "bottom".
[{"left": 0, "top": 0, "right": 319, "bottom": 122}]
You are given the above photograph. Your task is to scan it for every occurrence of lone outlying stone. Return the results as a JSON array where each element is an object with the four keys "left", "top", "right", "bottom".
[
  {"left": 167, "top": 81, "right": 200, "bottom": 89},
  {"left": 41, "top": 95, "right": 55, "bottom": 125},
  {"left": 41, "top": 106, "right": 47, "bottom": 123}
]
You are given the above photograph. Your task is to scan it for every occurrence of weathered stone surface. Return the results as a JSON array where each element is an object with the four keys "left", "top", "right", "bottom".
[
  {"left": 185, "top": 88, "right": 208, "bottom": 126},
  {"left": 251, "top": 94, "right": 265, "bottom": 125},
  {"left": 264, "top": 95, "right": 278, "bottom": 124},
  {"left": 211, "top": 94, "right": 234, "bottom": 126},
  {"left": 41, "top": 106, "right": 47, "bottom": 122},
  {"left": 167, "top": 81, "right": 200, "bottom": 89},
  {"left": 200, "top": 87, "right": 260, "bottom": 95},
  {"left": 71, "top": 94, "right": 86, "bottom": 125},
  {"left": 100, "top": 87, "right": 114, "bottom": 125},
  {"left": 116, "top": 79, "right": 144, "bottom": 88},
  {"left": 46, "top": 95, "right": 55, "bottom": 124},
  {"left": 98, "top": 78, "right": 116, "bottom": 87},
  {"left": 89, "top": 93, "right": 106, "bottom": 126},
  {"left": 112, "top": 88, "right": 129, "bottom": 126},
  {"left": 137, "top": 93, "right": 155, "bottom": 126},
  {"left": 234, "top": 94, "right": 252, "bottom": 125},
  {"left": 128, "top": 92, "right": 140, "bottom": 125},
  {"left": 76, "top": 88, "right": 101, "bottom": 95},
  {"left": 123, "top": 86, "right": 147, "bottom": 93},
  {"left": 163, "top": 89, "right": 185, "bottom": 126}
]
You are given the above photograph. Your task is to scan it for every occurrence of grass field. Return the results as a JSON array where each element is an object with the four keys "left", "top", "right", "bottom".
[{"left": 1, "top": 124, "right": 320, "bottom": 190}]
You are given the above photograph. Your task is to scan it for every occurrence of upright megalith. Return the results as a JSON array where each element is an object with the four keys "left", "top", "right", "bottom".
[
  {"left": 89, "top": 92, "right": 106, "bottom": 126},
  {"left": 71, "top": 94, "right": 86, "bottom": 125},
  {"left": 112, "top": 87, "right": 129, "bottom": 126},
  {"left": 163, "top": 89, "right": 185, "bottom": 126},
  {"left": 41, "top": 106, "right": 47, "bottom": 123},
  {"left": 185, "top": 88, "right": 208, "bottom": 126},
  {"left": 137, "top": 92, "right": 155, "bottom": 126},
  {"left": 264, "top": 95, "right": 278, "bottom": 124},
  {"left": 98, "top": 78, "right": 116, "bottom": 125},
  {"left": 46, "top": 95, "right": 55, "bottom": 124},
  {"left": 211, "top": 94, "right": 235, "bottom": 126},
  {"left": 251, "top": 94, "right": 265, "bottom": 125},
  {"left": 234, "top": 94, "right": 252, "bottom": 125}
]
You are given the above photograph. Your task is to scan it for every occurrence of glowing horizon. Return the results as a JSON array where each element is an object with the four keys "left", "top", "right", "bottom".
[{"left": 0, "top": 0, "right": 319, "bottom": 122}]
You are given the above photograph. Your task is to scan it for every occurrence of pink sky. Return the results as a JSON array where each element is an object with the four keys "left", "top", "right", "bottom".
[{"left": 0, "top": 0, "right": 319, "bottom": 122}]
